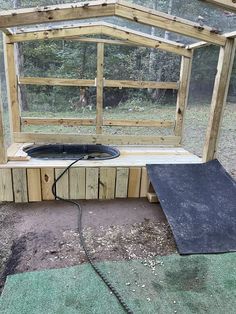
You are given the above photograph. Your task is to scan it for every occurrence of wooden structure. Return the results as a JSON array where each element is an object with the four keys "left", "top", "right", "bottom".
[{"left": 0, "top": 0, "right": 235, "bottom": 202}]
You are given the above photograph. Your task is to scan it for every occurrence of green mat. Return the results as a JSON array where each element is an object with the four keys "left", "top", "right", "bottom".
[{"left": 1, "top": 254, "right": 236, "bottom": 314}]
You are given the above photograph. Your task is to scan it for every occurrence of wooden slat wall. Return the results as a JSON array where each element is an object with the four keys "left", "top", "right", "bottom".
[
  {"left": 12, "top": 168, "right": 28, "bottom": 203},
  {"left": 27, "top": 168, "right": 42, "bottom": 201},
  {"left": 0, "top": 166, "right": 151, "bottom": 202},
  {"left": 0, "top": 169, "right": 14, "bottom": 201}
]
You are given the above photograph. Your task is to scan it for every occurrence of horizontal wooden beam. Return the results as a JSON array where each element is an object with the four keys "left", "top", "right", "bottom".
[
  {"left": 8, "top": 22, "right": 191, "bottom": 57},
  {"left": 0, "top": 0, "right": 116, "bottom": 28},
  {"left": 21, "top": 117, "right": 175, "bottom": 128},
  {"left": 19, "top": 77, "right": 179, "bottom": 89},
  {"left": 105, "top": 80, "right": 178, "bottom": 89},
  {"left": 19, "top": 77, "right": 95, "bottom": 87},
  {"left": 186, "top": 41, "right": 210, "bottom": 49},
  {"left": 67, "top": 37, "right": 141, "bottom": 46},
  {"left": 224, "top": 31, "right": 236, "bottom": 39},
  {"left": 115, "top": 1, "right": 226, "bottom": 46},
  {"left": 14, "top": 132, "right": 181, "bottom": 146},
  {"left": 201, "top": 0, "right": 236, "bottom": 12}
]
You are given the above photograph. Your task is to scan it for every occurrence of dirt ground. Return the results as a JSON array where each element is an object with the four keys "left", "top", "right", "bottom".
[{"left": 0, "top": 199, "right": 176, "bottom": 293}]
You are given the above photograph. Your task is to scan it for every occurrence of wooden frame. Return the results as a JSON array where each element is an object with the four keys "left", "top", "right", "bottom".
[
  {"left": 0, "top": 86, "right": 7, "bottom": 164},
  {"left": 203, "top": 38, "right": 236, "bottom": 161},
  {"left": 202, "top": 0, "right": 236, "bottom": 12},
  {"left": 0, "top": 1, "right": 226, "bottom": 45}
]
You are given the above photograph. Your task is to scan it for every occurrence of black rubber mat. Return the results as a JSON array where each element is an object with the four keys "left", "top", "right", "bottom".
[{"left": 147, "top": 160, "right": 236, "bottom": 254}]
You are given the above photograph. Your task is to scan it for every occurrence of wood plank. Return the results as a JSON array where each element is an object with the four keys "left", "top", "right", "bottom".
[
  {"left": 22, "top": 117, "right": 174, "bottom": 128},
  {"left": 224, "top": 31, "right": 236, "bottom": 39},
  {"left": 96, "top": 43, "right": 104, "bottom": 134},
  {"left": 99, "top": 167, "right": 116, "bottom": 199},
  {"left": 86, "top": 168, "right": 99, "bottom": 199},
  {"left": 68, "top": 37, "right": 142, "bottom": 46},
  {"left": 115, "top": 1, "right": 226, "bottom": 46},
  {"left": 186, "top": 41, "right": 210, "bottom": 50},
  {"left": 0, "top": 89, "right": 7, "bottom": 163},
  {"left": 140, "top": 167, "right": 149, "bottom": 197},
  {"left": 203, "top": 38, "right": 236, "bottom": 162},
  {"left": 9, "top": 21, "right": 192, "bottom": 57},
  {"left": 202, "top": 0, "right": 236, "bottom": 12},
  {"left": 19, "top": 77, "right": 95, "bottom": 87},
  {"left": 69, "top": 167, "right": 86, "bottom": 199},
  {"left": 22, "top": 118, "right": 95, "bottom": 127},
  {"left": 102, "top": 24, "right": 192, "bottom": 57},
  {"left": 146, "top": 192, "right": 158, "bottom": 203},
  {"left": 103, "top": 119, "right": 174, "bottom": 128},
  {"left": 27, "top": 168, "right": 42, "bottom": 201},
  {"left": 0, "top": 169, "right": 13, "bottom": 201},
  {"left": 115, "top": 168, "right": 129, "bottom": 198},
  {"left": 3, "top": 37, "right": 21, "bottom": 138},
  {"left": 174, "top": 54, "right": 193, "bottom": 140},
  {"left": 14, "top": 133, "right": 181, "bottom": 146},
  {"left": 0, "top": 1, "right": 116, "bottom": 28},
  {"left": 41, "top": 168, "right": 55, "bottom": 200},
  {"left": 12, "top": 168, "right": 28, "bottom": 203},
  {"left": 128, "top": 167, "right": 141, "bottom": 198},
  {"left": 105, "top": 80, "right": 178, "bottom": 89},
  {"left": 55, "top": 168, "right": 69, "bottom": 199}
]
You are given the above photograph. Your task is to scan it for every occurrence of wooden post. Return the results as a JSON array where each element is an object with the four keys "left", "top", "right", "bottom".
[
  {"left": 174, "top": 53, "right": 193, "bottom": 140},
  {"left": 3, "top": 35, "right": 21, "bottom": 141},
  {"left": 0, "top": 85, "right": 7, "bottom": 163},
  {"left": 203, "top": 38, "right": 236, "bottom": 162},
  {"left": 96, "top": 43, "right": 104, "bottom": 134}
]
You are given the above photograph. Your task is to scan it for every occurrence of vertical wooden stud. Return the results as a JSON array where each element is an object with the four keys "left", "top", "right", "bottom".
[
  {"left": 140, "top": 167, "right": 150, "bottom": 197},
  {"left": 55, "top": 168, "right": 69, "bottom": 199},
  {"left": 203, "top": 38, "right": 236, "bottom": 162},
  {"left": 3, "top": 35, "right": 21, "bottom": 141},
  {"left": 69, "top": 167, "right": 86, "bottom": 199},
  {"left": 27, "top": 168, "right": 42, "bottom": 202},
  {"left": 0, "top": 86, "right": 7, "bottom": 164},
  {"left": 96, "top": 43, "right": 104, "bottom": 134},
  {"left": 99, "top": 167, "right": 116, "bottom": 199},
  {"left": 12, "top": 168, "right": 28, "bottom": 203},
  {"left": 41, "top": 168, "right": 55, "bottom": 200},
  {"left": 115, "top": 167, "right": 129, "bottom": 198},
  {"left": 86, "top": 167, "right": 99, "bottom": 199},
  {"left": 128, "top": 167, "right": 141, "bottom": 198},
  {"left": 0, "top": 169, "right": 13, "bottom": 201},
  {"left": 174, "top": 53, "right": 193, "bottom": 140}
]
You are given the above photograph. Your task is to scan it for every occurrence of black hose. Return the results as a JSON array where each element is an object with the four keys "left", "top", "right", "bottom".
[{"left": 52, "top": 156, "right": 133, "bottom": 314}]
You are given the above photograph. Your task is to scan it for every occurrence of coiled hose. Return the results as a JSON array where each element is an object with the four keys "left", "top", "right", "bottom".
[{"left": 52, "top": 156, "right": 133, "bottom": 314}]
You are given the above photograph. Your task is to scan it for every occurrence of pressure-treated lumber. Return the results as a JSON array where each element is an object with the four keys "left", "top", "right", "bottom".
[
  {"left": 186, "top": 41, "right": 210, "bottom": 50},
  {"left": 69, "top": 168, "right": 86, "bottom": 199},
  {"left": 27, "top": 168, "right": 42, "bottom": 201},
  {"left": 55, "top": 168, "right": 69, "bottom": 199},
  {"left": 8, "top": 22, "right": 192, "bottom": 57},
  {"left": 115, "top": 168, "right": 129, "bottom": 198},
  {"left": 0, "top": 89, "right": 7, "bottom": 164},
  {"left": 0, "top": 169, "right": 14, "bottom": 201},
  {"left": 99, "top": 167, "right": 116, "bottom": 199},
  {"left": 0, "top": 1, "right": 116, "bottom": 28},
  {"left": 174, "top": 54, "right": 193, "bottom": 139},
  {"left": 224, "top": 31, "right": 236, "bottom": 39},
  {"left": 19, "top": 77, "right": 95, "bottom": 87},
  {"left": 201, "top": 0, "right": 236, "bottom": 12},
  {"left": 104, "top": 80, "right": 178, "bottom": 89},
  {"left": 96, "top": 43, "right": 104, "bottom": 134},
  {"left": 140, "top": 167, "right": 149, "bottom": 198},
  {"left": 21, "top": 117, "right": 174, "bottom": 128},
  {"left": 41, "top": 168, "right": 55, "bottom": 200},
  {"left": 3, "top": 36, "right": 21, "bottom": 137},
  {"left": 203, "top": 38, "right": 236, "bottom": 162},
  {"left": 128, "top": 167, "right": 141, "bottom": 198},
  {"left": 86, "top": 168, "right": 99, "bottom": 199},
  {"left": 14, "top": 132, "right": 181, "bottom": 146},
  {"left": 19, "top": 76, "right": 178, "bottom": 90},
  {"left": 0, "top": 1, "right": 225, "bottom": 45},
  {"left": 12, "top": 168, "right": 28, "bottom": 203},
  {"left": 115, "top": 1, "right": 225, "bottom": 46}
]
